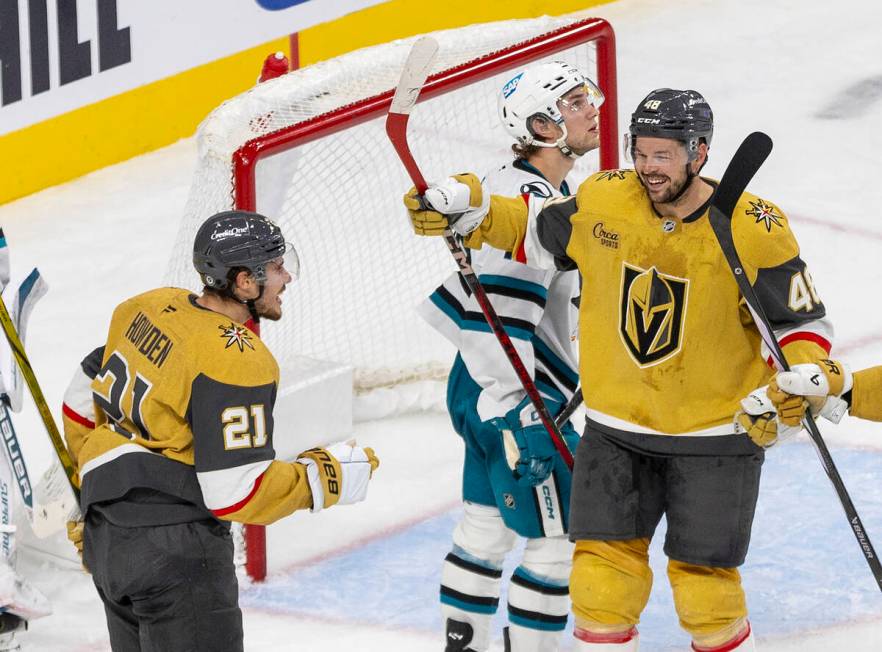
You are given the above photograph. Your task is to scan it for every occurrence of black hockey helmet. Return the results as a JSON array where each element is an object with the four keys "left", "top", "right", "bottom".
[
  {"left": 626, "top": 88, "right": 713, "bottom": 161},
  {"left": 193, "top": 210, "right": 294, "bottom": 290}
]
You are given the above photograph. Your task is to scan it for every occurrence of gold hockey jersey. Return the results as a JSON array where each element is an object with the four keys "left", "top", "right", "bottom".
[
  {"left": 464, "top": 171, "right": 832, "bottom": 446},
  {"left": 72, "top": 288, "right": 313, "bottom": 526}
]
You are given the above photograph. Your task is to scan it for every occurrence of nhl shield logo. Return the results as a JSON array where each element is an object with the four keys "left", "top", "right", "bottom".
[{"left": 619, "top": 263, "right": 688, "bottom": 367}]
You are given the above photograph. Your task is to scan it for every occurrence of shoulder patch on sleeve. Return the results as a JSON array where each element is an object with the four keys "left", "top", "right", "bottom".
[
  {"left": 591, "top": 169, "right": 631, "bottom": 182},
  {"left": 732, "top": 193, "right": 799, "bottom": 270}
]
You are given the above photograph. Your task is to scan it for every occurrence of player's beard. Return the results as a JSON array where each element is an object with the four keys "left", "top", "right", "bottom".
[
  {"left": 256, "top": 290, "right": 284, "bottom": 321},
  {"left": 638, "top": 169, "right": 690, "bottom": 205}
]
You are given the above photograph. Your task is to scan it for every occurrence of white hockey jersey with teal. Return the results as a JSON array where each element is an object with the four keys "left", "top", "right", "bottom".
[{"left": 417, "top": 159, "right": 580, "bottom": 420}]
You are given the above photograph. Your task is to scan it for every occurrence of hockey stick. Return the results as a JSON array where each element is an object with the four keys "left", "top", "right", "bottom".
[
  {"left": 708, "top": 131, "right": 882, "bottom": 591},
  {"left": 0, "top": 296, "right": 79, "bottom": 501},
  {"left": 386, "top": 36, "right": 574, "bottom": 470},
  {"left": 555, "top": 387, "right": 583, "bottom": 430}
]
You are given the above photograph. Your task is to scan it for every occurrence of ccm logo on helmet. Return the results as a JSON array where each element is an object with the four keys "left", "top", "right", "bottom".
[{"left": 636, "top": 118, "right": 661, "bottom": 124}]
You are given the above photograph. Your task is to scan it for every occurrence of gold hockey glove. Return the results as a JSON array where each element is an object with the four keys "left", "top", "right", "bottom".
[
  {"left": 66, "top": 519, "right": 88, "bottom": 572},
  {"left": 771, "top": 359, "right": 852, "bottom": 424},
  {"left": 404, "top": 173, "right": 488, "bottom": 236},
  {"left": 297, "top": 441, "right": 379, "bottom": 511},
  {"left": 735, "top": 385, "right": 802, "bottom": 448}
]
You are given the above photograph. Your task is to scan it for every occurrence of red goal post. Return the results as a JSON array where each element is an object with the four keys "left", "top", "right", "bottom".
[
  {"left": 234, "top": 17, "right": 618, "bottom": 210},
  {"left": 169, "top": 15, "right": 617, "bottom": 582}
]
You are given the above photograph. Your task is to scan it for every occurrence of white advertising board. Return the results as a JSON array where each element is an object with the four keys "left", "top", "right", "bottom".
[{"left": 0, "top": 0, "right": 387, "bottom": 135}]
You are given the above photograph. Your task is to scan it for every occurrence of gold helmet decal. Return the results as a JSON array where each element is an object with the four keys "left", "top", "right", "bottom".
[{"left": 620, "top": 263, "right": 689, "bottom": 366}]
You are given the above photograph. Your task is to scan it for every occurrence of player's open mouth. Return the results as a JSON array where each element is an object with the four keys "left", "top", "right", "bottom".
[{"left": 645, "top": 175, "right": 668, "bottom": 187}]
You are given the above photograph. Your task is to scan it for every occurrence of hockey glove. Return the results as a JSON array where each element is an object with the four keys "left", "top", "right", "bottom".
[
  {"left": 404, "top": 173, "right": 489, "bottom": 236},
  {"left": 735, "top": 385, "right": 803, "bottom": 448},
  {"left": 66, "top": 519, "right": 87, "bottom": 572},
  {"left": 492, "top": 398, "right": 559, "bottom": 487},
  {"left": 772, "top": 359, "right": 852, "bottom": 424},
  {"left": 297, "top": 441, "right": 379, "bottom": 512}
]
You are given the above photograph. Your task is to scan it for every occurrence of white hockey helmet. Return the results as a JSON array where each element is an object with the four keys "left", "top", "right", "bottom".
[{"left": 498, "top": 61, "right": 603, "bottom": 158}]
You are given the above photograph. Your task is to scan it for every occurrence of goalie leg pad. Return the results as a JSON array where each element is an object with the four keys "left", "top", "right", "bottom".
[
  {"left": 442, "top": 503, "right": 516, "bottom": 651},
  {"left": 667, "top": 559, "right": 748, "bottom": 643},
  {"left": 505, "top": 535, "right": 572, "bottom": 650},
  {"left": 570, "top": 538, "right": 652, "bottom": 628}
]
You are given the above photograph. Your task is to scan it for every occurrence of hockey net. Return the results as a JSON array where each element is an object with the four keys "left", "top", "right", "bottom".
[{"left": 166, "top": 14, "right": 618, "bottom": 403}]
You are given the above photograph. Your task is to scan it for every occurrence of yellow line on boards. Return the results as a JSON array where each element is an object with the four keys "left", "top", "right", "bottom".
[{"left": 0, "top": 37, "right": 289, "bottom": 206}]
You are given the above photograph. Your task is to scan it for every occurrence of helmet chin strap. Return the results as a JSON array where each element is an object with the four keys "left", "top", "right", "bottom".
[
  {"left": 530, "top": 123, "right": 584, "bottom": 160},
  {"left": 227, "top": 282, "right": 264, "bottom": 325},
  {"left": 667, "top": 166, "right": 696, "bottom": 204}
]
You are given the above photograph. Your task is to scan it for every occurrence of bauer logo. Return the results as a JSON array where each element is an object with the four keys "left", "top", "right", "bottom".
[
  {"left": 255, "top": 0, "right": 312, "bottom": 9},
  {"left": 502, "top": 73, "right": 524, "bottom": 99}
]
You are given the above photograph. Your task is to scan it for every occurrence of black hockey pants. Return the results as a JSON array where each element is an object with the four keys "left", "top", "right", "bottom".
[{"left": 84, "top": 512, "right": 243, "bottom": 652}]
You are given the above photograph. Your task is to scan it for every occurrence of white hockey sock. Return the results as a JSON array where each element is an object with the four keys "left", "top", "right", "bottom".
[
  {"left": 440, "top": 547, "right": 502, "bottom": 651},
  {"left": 505, "top": 565, "right": 569, "bottom": 651}
]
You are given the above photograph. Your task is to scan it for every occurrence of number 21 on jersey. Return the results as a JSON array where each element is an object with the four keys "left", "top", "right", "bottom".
[{"left": 92, "top": 350, "right": 153, "bottom": 439}]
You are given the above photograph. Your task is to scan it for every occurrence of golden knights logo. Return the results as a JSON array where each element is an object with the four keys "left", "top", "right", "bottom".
[
  {"left": 745, "top": 199, "right": 783, "bottom": 232},
  {"left": 595, "top": 170, "right": 628, "bottom": 182},
  {"left": 219, "top": 323, "right": 254, "bottom": 352},
  {"left": 619, "top": 263, "right": 689, "bottom": 367}
]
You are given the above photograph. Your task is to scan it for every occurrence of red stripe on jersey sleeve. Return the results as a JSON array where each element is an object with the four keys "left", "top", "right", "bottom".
[
  {"left": 62, "top": 402, "right": 95, "bottom": 429},
  {"left": 211, "top": 472, "right": 265, "bottom": 517},
  {"left": 514, "top": 193, "right": 531, "bottom": 263},
  {"left": 766, "top": 331, "right": 832, "bottom": 367}
]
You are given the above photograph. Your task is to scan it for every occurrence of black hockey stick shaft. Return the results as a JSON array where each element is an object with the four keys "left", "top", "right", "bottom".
[
  {"left": 385, "top": 37, "right": 573, "bottom": 469},
  {"left": 708, "top": 131, "right": 882, "bottom": 591},
  {"left": 555, "top": 386, "right": 583, "bottom": 429}
]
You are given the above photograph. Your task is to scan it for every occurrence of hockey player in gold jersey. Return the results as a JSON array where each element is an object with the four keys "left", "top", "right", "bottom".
[
  {"left": 63, "top": 211, "right": 379, "bottom": 652},
  {"left": 404, "top": 89, "right": 833, "bottom": 651}
]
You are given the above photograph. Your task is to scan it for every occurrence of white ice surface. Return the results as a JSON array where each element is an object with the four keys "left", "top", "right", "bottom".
[{"left": 2, "top": 0, "right": 882, "bottom": 648}]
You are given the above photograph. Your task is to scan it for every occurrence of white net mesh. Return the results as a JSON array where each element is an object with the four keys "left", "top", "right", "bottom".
[{"left": 167, "top": 13, "right": 611, "bottom": 392}]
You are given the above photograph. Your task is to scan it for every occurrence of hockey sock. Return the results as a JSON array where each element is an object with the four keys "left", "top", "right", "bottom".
[{"left": 440, "top": 547, "right": 503, "bottom": 652}]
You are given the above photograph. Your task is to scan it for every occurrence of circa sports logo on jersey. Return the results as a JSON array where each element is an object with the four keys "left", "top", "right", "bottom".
[
  {"left": 619, "top": 263, "right": 689, "bottom": 367},
  {"left": 219, "top": 323, "right": 255, "bottom": 352},
  {"left": 592, "top": 222, "right": 620, "bottom": 249},
  {"left": 745, "top": 199, "right": 784, "bottom": 232}
]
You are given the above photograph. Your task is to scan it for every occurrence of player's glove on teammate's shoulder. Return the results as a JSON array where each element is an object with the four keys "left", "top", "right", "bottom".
[
  {"left": 403, "top": 173, "right": 488, "bottom": 236},
  {"left": 297, "top": 441, "right": 379, "bottom": 512},
  {"left": 492, "top": 397, "right": 560, "bottom": 487},
  {"left": 771, "top": 359, "right": 852, "bottom": 424},
  {"left": 735, "top": 385, "right": 803, "bottom": 448}
]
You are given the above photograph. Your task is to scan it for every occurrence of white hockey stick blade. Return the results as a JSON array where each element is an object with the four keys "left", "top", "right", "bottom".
[
  {"left": 29, "top": 461, "right": 79, "bottom": 539},
  {"left": 389, "top": 36, "right": 439, "bottom": 115}
]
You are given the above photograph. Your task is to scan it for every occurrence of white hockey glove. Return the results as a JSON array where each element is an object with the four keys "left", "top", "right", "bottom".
[
  {"left": 404, "top": 173, "right": 489, "bottom": 236},
  {"left": 772, "top": 360, "right": 852, "bottom": 424},
  {"left": 734, "top": 385, "right": 803, "bottom": 448},
  {"left": 297, "top": 441, "right": 379, "bottom": 512}
]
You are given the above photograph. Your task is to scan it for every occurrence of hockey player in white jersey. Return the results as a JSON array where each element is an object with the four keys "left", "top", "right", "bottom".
[{"left": 417, "top": 62, "right": 603, "bottom": 652}]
